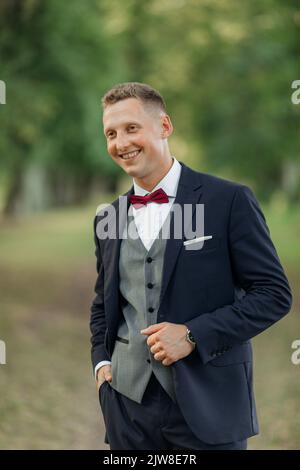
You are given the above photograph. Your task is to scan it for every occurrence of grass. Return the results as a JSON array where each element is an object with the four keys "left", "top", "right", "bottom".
[
  {"left": 0, "top": 202, "right": 105, "bottom": 449},
  {"left": 0, "top": 198, "right": 299, "bottom": 449}
]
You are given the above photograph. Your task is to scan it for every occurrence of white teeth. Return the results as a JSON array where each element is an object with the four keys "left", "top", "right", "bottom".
[{"left": 120, "top": 150, "right": 140, "bottom": 160}]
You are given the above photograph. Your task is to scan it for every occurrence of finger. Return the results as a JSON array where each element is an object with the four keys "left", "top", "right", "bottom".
[
  {"left": 147, "top": 333, "right": 159, "bottom": 347},
  {"left": 97, "top": 379, "right": 103, "bottom": 391},
  {"left": 141, "top": 322, "right": 166, "bottom": 335},
  {"left": 154, "top": 351, "right": 166, "bottom": 361},
  {"left": 150, "top": 342, "right": 162, "bottom": 354},
  {"left": 162, "top": 357, "right": 172, "bottom": 366}
]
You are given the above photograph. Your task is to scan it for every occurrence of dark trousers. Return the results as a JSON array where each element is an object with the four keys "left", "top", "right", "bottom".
[{"left": 99, "top": 372, "right": 247, "bottom": 450}]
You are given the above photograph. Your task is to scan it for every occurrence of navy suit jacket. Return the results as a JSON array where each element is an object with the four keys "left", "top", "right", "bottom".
[{"left": 90, "top": 162, "right": 292, "bottom": 444}]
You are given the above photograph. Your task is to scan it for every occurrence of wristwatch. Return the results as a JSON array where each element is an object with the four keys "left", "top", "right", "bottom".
[{"left": 185, "top": 328, "right": 196, "bottom": 346}]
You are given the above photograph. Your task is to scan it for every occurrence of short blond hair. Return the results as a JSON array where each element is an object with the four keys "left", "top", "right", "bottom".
[{"left": 101, "top": 82, "right": 167, "bottom": 114}]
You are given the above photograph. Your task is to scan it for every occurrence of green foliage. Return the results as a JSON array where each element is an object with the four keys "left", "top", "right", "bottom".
[
  {"left": 1, "top": 0, "right": 300, "bottom": 215},
  {"left": 0, "top": 0, "right": 122, "bottom": 213}
]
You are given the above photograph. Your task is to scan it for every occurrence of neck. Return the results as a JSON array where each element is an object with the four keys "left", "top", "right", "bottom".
[{"left": 134, "top": 155, "right": 173, "bottom": 192}]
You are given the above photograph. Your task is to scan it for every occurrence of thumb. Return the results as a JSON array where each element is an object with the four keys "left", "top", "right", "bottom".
[
  {"left": 105, "top": 367, "right": 112, "bottom": 382},
  {"left": 141, "top": 322, "right": 166, "bottom": 335},
  {"left": 102, "top": 365, "right": 112, "bottom": 382}
]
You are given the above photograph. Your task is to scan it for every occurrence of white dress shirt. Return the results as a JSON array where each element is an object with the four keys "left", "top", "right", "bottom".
[{"left": 94, "top": 157, "right": 182, "bottom": 379}]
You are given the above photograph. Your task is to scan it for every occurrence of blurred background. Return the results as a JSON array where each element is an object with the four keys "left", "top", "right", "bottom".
[{"left": 0, "top": 0, "right": 299, "bottom": 449}]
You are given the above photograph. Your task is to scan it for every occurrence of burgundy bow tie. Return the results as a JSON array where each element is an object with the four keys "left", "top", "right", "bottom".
[{"left": 128, "top": 188, "right": 169, "bottom": 209}]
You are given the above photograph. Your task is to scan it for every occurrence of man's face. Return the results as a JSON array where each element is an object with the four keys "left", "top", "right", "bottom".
[{"left": 103, "top": 98, "right": 172, "bottom": 181}]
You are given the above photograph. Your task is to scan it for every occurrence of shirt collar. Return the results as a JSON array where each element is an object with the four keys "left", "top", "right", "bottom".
[{"left": 133, "top": 156, "right": 181, "bottom": 197}]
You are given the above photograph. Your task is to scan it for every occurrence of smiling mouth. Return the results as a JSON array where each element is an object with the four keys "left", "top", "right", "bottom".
[{"left": 119, "top": 149, "right": 141, "bottom": 160}]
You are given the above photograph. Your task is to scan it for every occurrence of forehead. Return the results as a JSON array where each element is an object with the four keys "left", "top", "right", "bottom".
[{"left": 103, "top": 98, "right": 151, "bottom": 130}]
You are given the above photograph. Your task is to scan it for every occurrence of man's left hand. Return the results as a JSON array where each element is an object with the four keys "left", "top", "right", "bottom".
[{"left": 140, "top": 322, "right": 196, "bottom": 366}]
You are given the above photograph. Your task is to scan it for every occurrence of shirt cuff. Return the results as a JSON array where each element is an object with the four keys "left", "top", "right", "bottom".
[{"left": 94, "top": 361, "right": 112, "bottom": 379}]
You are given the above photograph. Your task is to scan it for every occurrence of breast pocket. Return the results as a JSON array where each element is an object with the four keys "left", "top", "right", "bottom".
[{"left": 183, "top": 236, "right": 220, "bottom": 254}]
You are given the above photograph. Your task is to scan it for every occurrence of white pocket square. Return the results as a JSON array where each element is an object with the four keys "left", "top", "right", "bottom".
[{"left": 183, "top": 235, "right": 213, "bottom": 246}]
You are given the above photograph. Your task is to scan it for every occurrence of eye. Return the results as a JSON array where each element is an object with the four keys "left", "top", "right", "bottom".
[{"left": 128, "top": 125, "right": 137, "bottom": 132}]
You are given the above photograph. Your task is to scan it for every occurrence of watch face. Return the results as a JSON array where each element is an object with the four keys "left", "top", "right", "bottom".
[{"left": 187, "top": 330, "right": 195, "bottom": 343}]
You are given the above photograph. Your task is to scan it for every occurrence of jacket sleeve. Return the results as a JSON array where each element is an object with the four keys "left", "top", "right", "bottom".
[
  {"left": 185, "top": 185, "right": 293, "bottom": 365},
  {"left": 90, "top": 216, "right": 111, "bottom": 370}
]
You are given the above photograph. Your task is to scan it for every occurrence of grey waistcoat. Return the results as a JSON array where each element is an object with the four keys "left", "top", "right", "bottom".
[{"left": 109, "top": 212, "right": 176, "bottom": 404}]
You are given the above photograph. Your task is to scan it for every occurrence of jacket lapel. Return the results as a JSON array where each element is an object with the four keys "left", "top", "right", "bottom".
[
  {"left": 159, "top": 163, "right": 203, "bottom": 307},
  {"left": 100, "top": 186, "right": 133, "bottom": 332}
]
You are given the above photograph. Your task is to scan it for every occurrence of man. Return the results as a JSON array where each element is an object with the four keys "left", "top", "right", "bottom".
[{"left": 90, "top": 82, "right": 292, "bottom": 450}]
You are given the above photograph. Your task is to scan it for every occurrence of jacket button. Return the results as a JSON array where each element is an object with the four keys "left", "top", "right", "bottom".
[
  {"left": 146, "top": 257, "right": 153, "bottom": 263},
  {"left": 147, "top": 283, "right": 154, "bottom": 289},
  {"left": 147, "top": 359, "right": 151, "bottom": 363},
  {"left": 148, "top": 307, "right": 154, "bottom": 313}
]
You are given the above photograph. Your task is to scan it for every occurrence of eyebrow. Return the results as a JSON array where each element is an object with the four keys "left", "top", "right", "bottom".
[{"left": 104, "top": 121, "right": 141, "bottom": 135}]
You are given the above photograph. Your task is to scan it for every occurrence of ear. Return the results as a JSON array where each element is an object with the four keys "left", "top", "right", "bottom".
[{"left": 161, "top": 114, "right": 173, "bottom": 139}]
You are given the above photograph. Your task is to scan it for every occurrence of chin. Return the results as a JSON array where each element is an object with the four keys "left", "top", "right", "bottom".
[{"left": 125, "top": 168, "right": 141, "bottom": 177}]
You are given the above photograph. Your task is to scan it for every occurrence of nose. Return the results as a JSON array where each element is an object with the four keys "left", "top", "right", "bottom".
[{"left": 115, "top": 133, "right": 130, "bottom": 153}]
